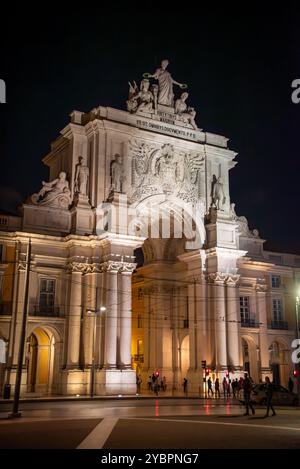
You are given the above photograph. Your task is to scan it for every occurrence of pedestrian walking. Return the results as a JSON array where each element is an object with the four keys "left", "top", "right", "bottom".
[
  {"left": 214, "top": 378, "right": 220, "bottom": 398},
  {"left": 265, "top": 376, "right": 276, "bottom": 417},
  {"left": 243, "top": 372, "right": 255, "bottom": 415},
  {"left": 222, "top": 377, "right": 227, "bottom": 397}
]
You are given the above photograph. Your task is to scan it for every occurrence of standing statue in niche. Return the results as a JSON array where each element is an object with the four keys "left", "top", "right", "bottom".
[
  {"left": 175, "top": 92, "right": 198, "bottom": 130},
  {"left": 144, "top": 59, "right": 187, "bottom": 107},
  {"left": 110, "top": 154, "right": 124, "bottom": 193},
  {"left": 74, "top": 156, "right": 89, "bottom": 195},
  {"left": 212, "top": 176, "right": 226, "bottom": 210},
  {"left": 31, "top": 171, "right": 71, "bottom": 209}
]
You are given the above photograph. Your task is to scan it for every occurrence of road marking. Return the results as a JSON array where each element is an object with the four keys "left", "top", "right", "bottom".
[
  {"left": 127, "top": 417, "right": 300, "bottom": 432},
  {"left": 77, "top": 418, "right": 118, "bottom": 449}
]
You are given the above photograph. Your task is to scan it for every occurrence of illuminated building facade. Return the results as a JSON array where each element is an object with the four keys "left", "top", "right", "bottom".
[{"left": 0, "top": 65, "right": 299, "bottom": 396}]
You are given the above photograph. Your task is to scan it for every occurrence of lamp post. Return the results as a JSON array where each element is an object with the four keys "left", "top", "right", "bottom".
[
  {"left": 295, "top": 295, "right": 300, "bottom": 405},
  {"left": 87, "top": 306, "right": 106, "bottom": 398}
]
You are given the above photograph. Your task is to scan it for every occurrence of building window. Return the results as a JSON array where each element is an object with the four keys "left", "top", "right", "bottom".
[
  {"left": 240, "top": 296, "right": 250, "bottom": 324},
  {"left": 39, "top": 278, "right": 56, "bottom": 314},
  {"left": 137, "top": 313, "right": 143, "bottom": 329},
  {"left": 271, "top": 275, "right": 281, "bottom": 289},
  {"left": 272, "top": 299, "right": 283, "bottom": 322}
]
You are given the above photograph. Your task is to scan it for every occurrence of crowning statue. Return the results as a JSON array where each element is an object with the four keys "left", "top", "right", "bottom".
[
  {"left": 31, "top": 171, "right": 71, "bottom": 209},
  {"left": 74, "top": 156, "right": 89, "bottom": 195},
  {"left": 110, "top": 154, "right": 124, "bottom": 193},
  {"left": 146, "top": 59, "right": 187, "bottom": 106}
]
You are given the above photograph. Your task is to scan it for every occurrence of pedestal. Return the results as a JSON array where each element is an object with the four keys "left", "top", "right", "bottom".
[
  {"left": 95, "top": 369, "right": 136, "bottom": 395},
  {"left": 61, "top": 369, "right": 87, "bottom": 396},
  {"left": 71, "top": 194, "right": 94, "bottom": 235}
]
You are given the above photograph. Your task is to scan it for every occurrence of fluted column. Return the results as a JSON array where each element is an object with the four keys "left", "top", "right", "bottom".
[
  {"left": 120, "top": 264, "right": 136, "bottom": 368},
  {"left": 104, "top": 264, "right": 118, "bottom": 369},
  {"left": 226, "top": 275, "right": 241, "bottom": 371},
  {"left": 211, "top": 273, "right": 228, "bottom": 373},
  {"left": 66, "top": 264, "right": 83, "bottom": 368},
  {"left": 256, "top": 281, "right": 270, "bottom": 380}
]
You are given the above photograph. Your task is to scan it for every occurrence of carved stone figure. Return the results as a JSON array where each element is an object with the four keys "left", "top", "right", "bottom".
[
  {"left": 110, "top": 154, "right": 124, "bottom": 192},
  {"left": 146, "top": 59, "right": 187, "bottom": 107},
  {"left": 175, "top": 92, "right": 197, "bottom": 130},
  {"left": 230, "top": 202, "right": 237, "bottom": 220},
  {"left": 74, "top": 156, "right": 89, "bottom": 195},
  {"left": 212, "top": 176, "right": 226, "bottom": 210},
  {"left": 127, "top": 79, "right": 154, "bottom": 113},
  {"left": 31, "top": 171, "right": 71, "bottom": 209}
]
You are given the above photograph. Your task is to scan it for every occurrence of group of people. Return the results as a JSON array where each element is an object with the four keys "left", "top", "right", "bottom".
[
  {"left": 207, "top": 376, "right": 249, "bottom": 399},
  {"left": 147, "top": 374, "right": 167, "bottom": 395},
  {"left": 206, "top": 372, "right": 278, "bottom": 417}
]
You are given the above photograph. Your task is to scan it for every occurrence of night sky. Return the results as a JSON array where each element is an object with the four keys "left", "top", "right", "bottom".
[{"left": 0, "top": 3, "right": 299, "bottom": 254}]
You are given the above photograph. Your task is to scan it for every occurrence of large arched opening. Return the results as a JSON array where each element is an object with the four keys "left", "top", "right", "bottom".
[
  {"left": 269, "top": 339, "right": 289, "bottom": 386},
  {"left": 26, "top": 325, "right": 62, "bottom": 395},
  {"left": 241, "top": 336, "right": 259, "bottom": 383}
]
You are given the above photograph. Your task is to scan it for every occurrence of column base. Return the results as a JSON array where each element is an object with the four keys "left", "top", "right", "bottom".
[
  {"left": 61, "top": 369, "right": 87, "bottom": 396},
  {"left": 95, "top": 369, "right": 136, "bottom": 395}
]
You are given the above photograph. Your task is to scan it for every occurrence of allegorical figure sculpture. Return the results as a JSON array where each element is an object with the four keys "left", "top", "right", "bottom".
[
  {"left": 31, "top": 171, "right": 71, "bottom": 209},
  {"left": 74, "top": 156, "right": 89, "bottom": 195},
  {"left": 146, "top": 59, "right": 187, "bottom": 107},
  {"left": 175, "top": 92, "right": 197, "bottom": 130},
  {"left": 212, "top": 176, "right": 226, "bottom": 210},
  {"left": 127, "top": 79, "right": 154, "bottom": 113},
  {"left": 110, "top": 154, "right": 124, "bottom": 192}
]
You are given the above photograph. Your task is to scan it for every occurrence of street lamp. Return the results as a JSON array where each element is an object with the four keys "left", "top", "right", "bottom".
[{"left": 87, "top": 306, "right": 106, "bottom": 398}]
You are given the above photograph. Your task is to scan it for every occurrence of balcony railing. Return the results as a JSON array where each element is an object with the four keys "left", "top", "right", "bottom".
[
  {"left": 133, "top": 354, "right": 144, "bottom": 363},
  {"left": 240, "top": 319, "right": 259, "bottom": 328},
  {"left": 31, "top": 305, "right": 62, "bottom": 317},
  {"left": 268, "top": 320, "right": 288, "bottom": 330}
]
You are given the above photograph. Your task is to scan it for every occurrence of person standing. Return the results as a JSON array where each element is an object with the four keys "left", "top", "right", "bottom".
[
  {"left": 243, "top": 373, "right": 255, "bottom": 415},
  {"left": 183, "top": 378, "right": 188, "bottom": 394},
  {"left": 265, "top": 377, "right": 276, "bottom": 417}
]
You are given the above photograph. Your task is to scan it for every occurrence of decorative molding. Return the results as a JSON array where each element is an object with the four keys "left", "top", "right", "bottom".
[{"left": 129, "top": 139, "right": 204, "bottom": 203}]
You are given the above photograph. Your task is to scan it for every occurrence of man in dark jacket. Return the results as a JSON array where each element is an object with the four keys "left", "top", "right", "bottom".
[
  {"left": 265, "top": 376, "right": 276, "bottom": 417},
  {"left": 243, "top": 373, "right": 255, "bottom": 415}
]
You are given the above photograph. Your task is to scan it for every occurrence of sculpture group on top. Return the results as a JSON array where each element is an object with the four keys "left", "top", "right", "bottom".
[{"left": 127, "top": 59, "right": 198, "bottom": 130}]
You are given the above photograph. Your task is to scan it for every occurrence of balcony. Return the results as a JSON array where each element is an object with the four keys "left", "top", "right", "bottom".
[
  {"left": 241, "top": 319, "right": 259, "bottom": 328},
  {"left": 31, "top": 305, "right": 62, "bottom": 317},
  {"left": 268, "top": 320, "right": 288, "bottom": 330},
  {"left": 133, "top": 354, "right": 144, "bottom": 363}
]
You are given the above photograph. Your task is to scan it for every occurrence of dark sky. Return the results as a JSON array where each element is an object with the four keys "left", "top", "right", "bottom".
[{"left": 0, "top": 3, "right": 299, "bottom": 254}]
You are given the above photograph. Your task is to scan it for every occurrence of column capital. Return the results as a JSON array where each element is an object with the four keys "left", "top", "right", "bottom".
[
  {"left": 208, "top": 272, "right": 240, "bottom": 286},
  {"left": 226, "top": 273, "right": 240, "bottom": 287},
  {"left": 208, "top": 272, "right": 227, "bottom": 285},
  {"left": 255, "top": 277, "right": 268, "bottom": 292},
  {"left": 66, "top": 261, "right": 88, "bottom": 273}
]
